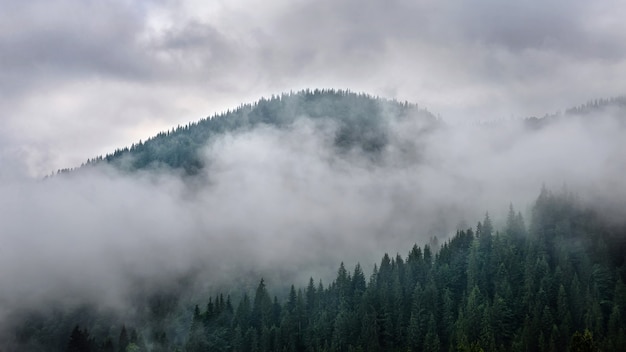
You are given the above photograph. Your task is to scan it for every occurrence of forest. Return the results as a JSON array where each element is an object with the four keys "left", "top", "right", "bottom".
[
  {"left": 4, "top": 0, "right": 626, "bottom": 350},
  {"left": 10, "top": 187, "right": 625, "bottom": 352},
  {"left": 16, "top": 91, "right": 625, "bottom": 351},
  {"left": 58, "top": 90, "right": 625, "bottom": 178},
  {"left": 64, "top": 89, "right": 438, "bottom": 175}
]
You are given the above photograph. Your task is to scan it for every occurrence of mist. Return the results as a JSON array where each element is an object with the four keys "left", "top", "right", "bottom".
[
  {"left": 0, "top": 104, "right": 625, "bottom": 336},
  {"left": 3, "top": 0, "right": 625, "bottom": 176}
]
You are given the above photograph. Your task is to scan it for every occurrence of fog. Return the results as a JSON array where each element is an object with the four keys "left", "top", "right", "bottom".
[
  {"left": 0, "top": 104, "right": 625, "bottom": 334},
  {"left": 2, "top": 0, "right": 625, "bottom": 175}
]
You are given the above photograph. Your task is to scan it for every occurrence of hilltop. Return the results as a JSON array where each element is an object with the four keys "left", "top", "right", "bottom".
[{"left": 81, "top": 89, "right": 438, "bottom": 174}]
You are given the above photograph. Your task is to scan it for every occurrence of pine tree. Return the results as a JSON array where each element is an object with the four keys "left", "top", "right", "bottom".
[
  {"left": 570, "top": 329, "right": 596, "bottom": 352},
  {"left": 118, "top": 325, "right": 129, "bottom": 352},
  {"left": 67, "top": 325, "right": 92, "bottom": 352},
  {"left": 423, "top": 314, "right": 440, "bottom": 352},
  {"left": 252, "top": 278, "right": 273, "bottom": 331}
]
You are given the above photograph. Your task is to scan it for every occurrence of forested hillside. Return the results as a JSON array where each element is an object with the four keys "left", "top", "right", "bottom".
[
  {"left": 80, "top": 89, "right": 438, "bottom": 174},
  {"left": 523, "top": 96, "right": 626, "bottom": 130},
  {"left": 4, "top": 0, "right": 626, "bottom": 349},
  {"left": 10, "top": 188, "right": 626, "bottom": 352},
  {"left": 22, "top": 92, "right": 626, "bottom": 352},
  {"left": 68, "top": 91, "right": 626, "bottom": 178}
]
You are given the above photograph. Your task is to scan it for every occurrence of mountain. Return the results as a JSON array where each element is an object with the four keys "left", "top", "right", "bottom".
[
  {"left": 70, "top": 91, "right": 625, "bottom": 176},
  {"left": 82, "top": 89, "right": 438, "bottom": 174},
  {"left": 523, "top": 96, "right": 626, "bottom": 130},
  {"left": 16, "top": 90, "right": 626, "bottom": 351}
]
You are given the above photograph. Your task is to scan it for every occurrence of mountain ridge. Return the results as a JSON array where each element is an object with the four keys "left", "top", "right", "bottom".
[
  {"left": 72, "top": 89, "right": 437, "bottom": 175},
  {"left": 52, "top": 90, "right": 626, "bottom": 176}
]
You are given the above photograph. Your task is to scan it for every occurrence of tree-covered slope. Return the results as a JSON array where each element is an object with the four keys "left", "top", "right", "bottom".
[
  {"left": 523, "top": 96, "right": 626, "bottom": 130},
  {"left": 11, "top": 188, "right": 626, "bottom": 352},
  {"left": 83, "top": 89, "right": 437, "bottom": 174},
  {"left": 71, "top": 91, "right": 626, "bottom": 177},
  {"left": 28, "top": 92, "right": 626, "bottom": 351}
]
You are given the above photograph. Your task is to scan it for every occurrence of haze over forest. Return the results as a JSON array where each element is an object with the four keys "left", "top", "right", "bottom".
[
  {"left": 1, "top": 89, "right": 625, "bottom": 351},
  {"left": 1, "top": 1, "right": 626, "bottom": 351},
  {"left": 2, "top": 0, "right": 626, "bottom": 177}
]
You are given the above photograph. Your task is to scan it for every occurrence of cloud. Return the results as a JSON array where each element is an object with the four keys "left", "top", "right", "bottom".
[
  {"left": 0, "top": 1, "right": 625, "bottom": 346},
  {"left": 1, "top": 0, "right": 625, "bottom": 176},
  {"left": 1, "top": 104, "right": 625, "bottom": 339},
  {"left": 0, "top": 1, "right": 153, "bottom": 94}
]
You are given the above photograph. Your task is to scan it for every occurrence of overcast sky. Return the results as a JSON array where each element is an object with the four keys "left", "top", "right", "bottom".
[{"left": 1, "top": 0, "right": 625, "bottom": 177}]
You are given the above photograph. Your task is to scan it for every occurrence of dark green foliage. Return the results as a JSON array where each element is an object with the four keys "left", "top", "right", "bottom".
[
  {"left": 82, "top": 89, "right": 437, "bottom": 174},
  {"left": 66, "top": 325, "right": 93, "bottom": 352},
  {"left": 11, "top": 188, "right": 626, "bottom": 351},
  {"left": 118, "top": 325, "right": 128, "bottom": 352},
  {"left": 100, "top": 337, "right": 114, "bottom": 352},
  {"left": 570, "top": 329, "right": 597, "bottom": 352}
]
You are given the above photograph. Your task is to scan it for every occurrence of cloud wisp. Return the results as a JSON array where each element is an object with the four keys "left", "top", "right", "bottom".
[{"left": 1, "top": 106, "right": 625, "bottom": 338}]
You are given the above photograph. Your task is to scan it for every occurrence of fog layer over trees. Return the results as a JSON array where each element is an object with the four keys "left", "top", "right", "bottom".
[{"left": 0, "top": 91, "right": 625, "bottom": 350}]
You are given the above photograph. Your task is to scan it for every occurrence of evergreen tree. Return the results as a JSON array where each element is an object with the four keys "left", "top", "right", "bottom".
[
  {"left": 252, "top": 278, "right": 273, "bottom": 331},
  {"left": 118, "top": 325, "right": 129, "bottom": 352},
  {"left": 423, "top": 314, "right": 440, "bottom": 352},
  {"left": 16, "top": 187, "right": 626, "bottom": 352},
  {"left": 570, "top": 329, "right": 596, "bottom": 352},
  {"left": 67, "top": 325, "right": 92, "bottom": 352}
]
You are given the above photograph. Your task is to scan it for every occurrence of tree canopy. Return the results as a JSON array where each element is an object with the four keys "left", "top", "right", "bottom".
[{"left": 7, "top": 188, "right": 626, "bottom": 351}]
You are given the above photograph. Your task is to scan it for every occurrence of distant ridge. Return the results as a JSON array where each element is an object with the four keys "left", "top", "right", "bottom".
[
  {"left": 79, "top": 89, "right": 438, "bottom": 174},
  {"left": 523, "top": 96, "right": 626, "bottom": 130},
  {"left": 53, "top": 91, "right": 626, "bottom": 176}
]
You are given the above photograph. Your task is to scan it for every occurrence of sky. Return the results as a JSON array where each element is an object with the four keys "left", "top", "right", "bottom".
[{"left": 1, "top": 0, "right": 625, "bottom": 177}]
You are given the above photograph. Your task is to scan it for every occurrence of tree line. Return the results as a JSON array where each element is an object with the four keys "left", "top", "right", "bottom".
[{"left": 54, "top": 188, "right": 626, "bottom": 351}]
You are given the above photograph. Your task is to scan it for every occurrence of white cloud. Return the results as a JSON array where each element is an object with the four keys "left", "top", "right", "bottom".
[{"left": 1, "top": 0, "right": 625, "bottom": 175}]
